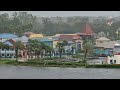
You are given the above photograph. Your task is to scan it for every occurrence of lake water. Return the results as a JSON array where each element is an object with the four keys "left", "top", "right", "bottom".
[{"left": 0, "top": 65, "right": 120, "bottom": 79}]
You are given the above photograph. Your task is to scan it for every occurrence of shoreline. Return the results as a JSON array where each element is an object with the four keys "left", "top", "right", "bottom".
[{"left": 1, "top": 59, "right": 120, "bottom": 68}]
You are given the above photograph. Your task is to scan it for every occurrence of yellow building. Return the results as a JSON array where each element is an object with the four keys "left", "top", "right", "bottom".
[
  {"left": 54, "top": 34, "right": 77, "bottom": 37},
  {"left": 53, "top": 40, "right": 59, "bottom": 48},
  {"left": 29, "top": 34, "right": 43, "bottom": 39}
]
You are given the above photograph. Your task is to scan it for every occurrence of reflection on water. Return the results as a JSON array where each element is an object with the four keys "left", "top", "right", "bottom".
[{"left": 0, "top": 65, "right": 119, "bottom": 79}]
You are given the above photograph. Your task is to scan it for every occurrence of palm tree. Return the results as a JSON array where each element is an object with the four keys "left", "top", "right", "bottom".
[
  {"left": 83, "top": 42, "right": 94, "bottom": 63},
  {"left": 71, "top": 45, "right": 76, "bottom": 56},
  {"left": 27, "top": 39, "right": 44, "bottom": 60},
  {"left": 45, "top": 45, "right": 54, "bottom": 58},
  {"left": 56, "top": 42, "right": 64, "bottom": 58},
  {"left": 62, "top": 40, "right": 68, "bottom": 46},
  {"left": 0, "top": 42, "right": 3, "bottom": 58},
  {"left": 14, "top": 41, "right": 25, "bottom": 61}
]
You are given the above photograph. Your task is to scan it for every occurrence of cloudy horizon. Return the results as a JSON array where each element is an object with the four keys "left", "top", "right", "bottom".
[{"left": 0, "top": 11, "right": 120, "bottom": 17}]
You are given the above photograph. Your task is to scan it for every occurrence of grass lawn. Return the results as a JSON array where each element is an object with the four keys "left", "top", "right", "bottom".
[{"left": 0, "top": 60, "right": 16, "bottom": 64}]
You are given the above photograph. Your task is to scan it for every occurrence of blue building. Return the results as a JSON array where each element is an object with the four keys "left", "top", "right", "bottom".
[
  {"left": 38, "top": 37, "right": 53, "bottom": 48},
  {"left": 0, "top": 39, "right": 16, "bottom": 58},
  {"left": 0, "top": 33, "right": 18, "bottom": 39},
  {"left": 94, "top": 47, "right": 113, "bottom": 57},
  {"left": 0, "top": 33, "right": 21, "bottom": 58}
]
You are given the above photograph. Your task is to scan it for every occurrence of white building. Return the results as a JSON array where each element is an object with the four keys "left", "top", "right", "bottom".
[{"left": 107, "top": 55, "right": 120, "bottom": 64}]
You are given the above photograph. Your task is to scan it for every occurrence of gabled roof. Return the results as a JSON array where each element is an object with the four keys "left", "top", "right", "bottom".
[
  {"left": 24, "top": 32, "right": 34, "bottom": 35},
  {"left": 7, "top": 39, "right": 15, "bottom": 44},
  {"left": 96, "top": 37, "right": 110, "bottom": 41},
  {"left": 79, "top": 23, "right": 95, "bottom": 35},
  {"left": 0, "top": 33, "right": 18, "bottom": 39},
  {"left": 20, "top": 36, "right": 28, "bottom": 43},
  {"left": 29, "top": 34, "right": 43, "bottom": 38},
  {"left": 59, "top": 35, "right": 81, "bottom": 41},
  {"left": 95, "top": 41, "right": 117, "bottom": 48},
  {"left": 4, "top": 39, "right": 15, "bottom": 46}
]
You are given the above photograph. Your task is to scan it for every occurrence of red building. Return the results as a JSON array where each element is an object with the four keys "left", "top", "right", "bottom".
[
  {"left": 76, "top": 23, "right": 95, "bottom": 42},
  {"left": 23, "top": 32, "right": 35, "bottom": 37},
  {"left": 59, "top": 34, "right": 81, "bottom": 41}
]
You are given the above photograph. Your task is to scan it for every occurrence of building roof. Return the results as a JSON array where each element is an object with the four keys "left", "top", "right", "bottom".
[
  {"left": 54, "top": 34, "right": 62, "bottom": 36},
  {"left": 96, "top": 37, "right": 110, "bottom": 41},
  {"left": 29, "top": 34, "right": 43, "bottom": 38},
  {"left": 95, "top": 41, "right": 118, "bottom": 48},
  {"left": 0, "top": 33, "right": 18, "bottom": 39},
  {"left": 12, "top": 38, "right": 20, "bottom": 42},
  {"left": 24, "top": 32, "right": 34, "bottom": 35},
  {"left": 54, "top": 34, "right": 77, "bottom": 36},
  {"left": 79, "top": 23, "right": 95, "bottom": 35},
  {"left": 59, "top": 35, "right": 81, "bottom": 41},
  {"left": 114, "top": 43, "right": 120, "bottom": 46},
  {"left": 4, "top": 39, "right": 15, "bottom": 46},
  {"left": 20, "top": 36, "right": 28, "bottom": 43},
  {"left": 38, "top": 37, "right": 53, "bottom": 42}
]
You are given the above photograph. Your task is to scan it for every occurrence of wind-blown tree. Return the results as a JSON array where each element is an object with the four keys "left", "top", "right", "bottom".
[
  {"left": 14, "top": 41, "right": 25, "bottom": 61},
  {"left": 71, "top": 44, "right": 76, "bottom": 56},
  {"left": 27, "top": 39, "right": 38, "bottom": 60},
  {"left": 27, "top": 39, "right": 47, "bottom": 60},
  {"left": 62, "top": 40, "right": 68, "bottom": 54},
  {"left": 1, "top": 12, "right": 120, "bottom": 37},
  {"left": 45, "top": 45, "right": 54, "bottom": 58},
  {"left": 83, "top": 42, "right": 94, "bottom": 63},
  {"left": 26, "top": 44, "right": 33, "bottom": 60},
  {"left": 56, "top": 42, "right": 65, "bottom": 58}
]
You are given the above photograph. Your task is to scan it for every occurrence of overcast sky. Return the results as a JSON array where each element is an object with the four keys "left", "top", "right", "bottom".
[{"left": 0, "top": 11, "right": 120, "bottom": 17}]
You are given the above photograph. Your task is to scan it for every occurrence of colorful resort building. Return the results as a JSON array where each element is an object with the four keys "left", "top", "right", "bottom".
[
  {"left": 23, "top": 32, "right": 35, "bottom": 37},
  {"left": 76, "top": 23, "right": 96, "bottom": 43},
  {"left": 0, "top": 33, "right": 27, "bottom": 59},
  {"left": 29, "top": 33, "right": 43, "bottom": 39},
  {"left": 0, "top": 39, "right": 16, "bottom": 58},
  {"left": 94, "top": 37, "right": 120, "bottom": 64},
  {"left": 107, "top": 43, "right": 120, "bottom": 64},
  {"left": 94, "top": 37, "right": 113, "bottom": 57},
  {"left": 52, "top": 34, "right": 83, "bottom": 55},
  {"left": 38, "top": 37, "right": 53, "bottom": 48}
]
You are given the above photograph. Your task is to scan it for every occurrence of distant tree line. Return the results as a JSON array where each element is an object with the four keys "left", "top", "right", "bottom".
[{"left": 0, "top": 11, "right": 120, "bottom": 39}]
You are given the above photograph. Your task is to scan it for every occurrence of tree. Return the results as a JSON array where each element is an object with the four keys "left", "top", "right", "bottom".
[
  {"left": 83, "top": 42, "right": 94, "bottom": 63},
  {"left": 27, "top": 39, "right": 47, "bottom": 60},
  {"left": 71, "top": 44, "right": 76, "bottom": 56},
  {"left": 14, "top": 41, "right": 25, "bottom": 61},
  {"left": 45, "top": 45, "right": 54, "bottom": 58},
  {"left": 56, "top": 42, "right": 64, "bottom": 58}
]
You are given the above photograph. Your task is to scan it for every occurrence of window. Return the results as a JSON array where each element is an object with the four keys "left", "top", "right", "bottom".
[
  {"left": 114, "top": 60, "right": 116, "bottom": 64},
  {"left": 7, "top": 54, "right": 9, "bottom": 56},
  {"left": 10, "top": 49, "right": 14, "bottom": 51},
  {"left": 110, "top": 60, "right": 113, "bottom": 64},
  {"left": 6, "top": 49, "right": 9, "bottom": 51},
  {"left": 2, "top": 54, "right": 4, "bottom": 56}
]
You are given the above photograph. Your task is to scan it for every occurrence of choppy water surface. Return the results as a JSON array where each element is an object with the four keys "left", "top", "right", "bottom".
[{"left": 0, "top": 65, "right": 119, "bottom": 79}]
